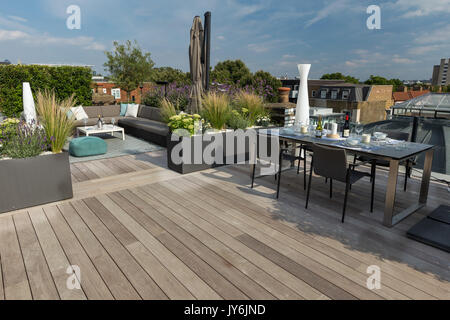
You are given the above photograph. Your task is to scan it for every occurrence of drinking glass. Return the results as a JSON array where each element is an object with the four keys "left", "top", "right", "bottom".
[
  {"left": 111, "top": 118, "right": 116, "bottom": 128},
  {"left": 83, "top": 118, "right": 88, "bottom": 129},
  {"left": 355, "top": 123, "right": 363, "bottom": 136}
]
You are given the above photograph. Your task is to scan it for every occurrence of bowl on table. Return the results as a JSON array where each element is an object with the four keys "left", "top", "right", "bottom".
[
  {"left": 373, "top": 132, "right": 387, "bottom": 141},
  {"left": 346, "top": 137, "right": 360, "bottom": 146}
]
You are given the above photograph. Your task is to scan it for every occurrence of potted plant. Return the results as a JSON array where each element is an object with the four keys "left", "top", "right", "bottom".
[{"left": 0, "top": 91, "right": 75, "bottom": 214}]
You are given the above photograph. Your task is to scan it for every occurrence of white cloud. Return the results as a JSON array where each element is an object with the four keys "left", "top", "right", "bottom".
[
  {"left": 8, "top": 16, "right": 27, "bottom": 23},
  {"left": 392, "top": 0, "right": 450, "bottom": 18},
  {"left": 392, "top": 55, "right": 414, "bottom": 64},
  {"left": 217, "top": 35, "right": 225, "bottom": 40},
  {"left": 0, "top": 30, "right": 28, "bottom": 41},
  {"left": 0, "top": 29, "right": 105, "bottom": 51},
  {"left": 305, "top": 0, "right": 351, "bottom": 28},
  {"left": 282, "top": 54, "right": 296, "bottom": 59},
  {"left": 248, "top": 43, "right": 270, "bottom": 53}
]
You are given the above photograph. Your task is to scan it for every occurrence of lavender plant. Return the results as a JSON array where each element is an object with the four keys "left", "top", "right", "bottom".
[{"left": 1, "top": 120, "right": 50, "bottom": 159}]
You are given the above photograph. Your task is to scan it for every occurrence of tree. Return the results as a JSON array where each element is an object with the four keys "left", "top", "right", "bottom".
[
  {"left": 364, "top": 75, "right": 403, "bottom": 91},
  {"left": 148, "top": 67, "right": 191, "bottom": 85},
  {"left": 104, "top": 40, "right": 155, "bottom": 101},
  {"left": 211, "top": 59, "right": 252, "bottom": 85},
  {"left": 320, "top": 72, "right": 359, "bottom": 84}
]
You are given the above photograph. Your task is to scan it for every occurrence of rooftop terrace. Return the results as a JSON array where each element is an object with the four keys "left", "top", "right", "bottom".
[{"left": 0, "top": 151, "right": 448, "bottom": 300}]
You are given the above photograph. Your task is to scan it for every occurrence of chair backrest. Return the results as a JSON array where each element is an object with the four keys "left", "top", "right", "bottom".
[
  {"left": 385, "top": 130, "right": 410, "bottom": 141},
  {"left": 312, "top": 143, "right": 348, "bottom": 182}
]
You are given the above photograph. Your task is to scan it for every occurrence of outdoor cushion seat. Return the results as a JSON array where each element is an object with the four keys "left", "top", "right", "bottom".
[
  {"left": 119, "top": 118, "right": 169, "bottom": 135},
  {"left": 69, "top": 136, "right": 107, "bottom": 157}
]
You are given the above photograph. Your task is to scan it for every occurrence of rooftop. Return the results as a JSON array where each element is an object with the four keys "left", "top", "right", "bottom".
[{"left": 0, "top": 151, "right": 448, "bottom": 300}]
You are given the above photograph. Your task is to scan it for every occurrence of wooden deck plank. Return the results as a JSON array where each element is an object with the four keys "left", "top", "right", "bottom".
[
  {"left": 70, "top": 165, "right": 89, "bottom": 182},
  {"left": 57, "top": 203, "right": 140, "bottom": 300},
  {"left": 0, "top": 216, "right": 32, "bottom": 300},
  {"left": 43, "top": 205, "right": 112, "bottom": 300},
  {"left": 72, "top": 162, "right": 100, "bottom": 180},
  {"left": 0, "top": 251, "right": 4, "bottom": 300},
  {"left": 13, "top": 212, "right": 60, "bottom": 300},
  {"left": 157, "top": 181, "right": 328, "bottom": 300},
  {"left": 113, "top": 190, "right": 273, "bottom": 300},
  {"left": 76, "top": 198, "right": 168, "bottom": 300},
  {"left": 94, "top": 193, "right": 221, "bottom": 300},
  {"left": 28, "top": 207, "right": 87, "bottom": 300},
  {"left": 133, "top": 185, "right": 304, "bottom": 300},
  {"left": 178, "top": 177, "right": 388, "bottom": 300},
  {"left": 197, "top": 167, "right": 450, "bottom": 298},
  {"left": 218, "top": 166, "right": 450, "bottom": 293},
  {"left": 83, "top": 197, "right": 195, "bottom": 300}
]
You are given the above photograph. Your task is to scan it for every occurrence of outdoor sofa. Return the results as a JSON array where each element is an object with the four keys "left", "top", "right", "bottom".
[{"left": 74, "top": 105, "right": 169, "bottom": 147}]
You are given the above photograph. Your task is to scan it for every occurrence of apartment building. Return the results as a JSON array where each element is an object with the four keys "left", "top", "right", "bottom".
[
  {"left": 431, "top": 58, "right": 450, "bottom": 86},
  {"left": 309, "top": 83, "right": 394, "bottom": 123}
]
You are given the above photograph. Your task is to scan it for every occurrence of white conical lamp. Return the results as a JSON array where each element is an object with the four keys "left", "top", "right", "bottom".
[
  {"left": 23, "top": 82, "right": 37, "bottom": 125},
  {"left": 295, "top": 64, "right": 311, "bottom": 126}
]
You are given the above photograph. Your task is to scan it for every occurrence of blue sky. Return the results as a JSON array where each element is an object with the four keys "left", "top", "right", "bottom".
[{"left": 0, "top": 0, "right": 449, "bottom": 80}]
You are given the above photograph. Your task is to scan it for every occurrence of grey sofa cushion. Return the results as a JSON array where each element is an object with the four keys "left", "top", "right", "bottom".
[
  {"left": 101, "top": 105, "right": 121, "bottom": 117},
  {"left": 120, "top": 118, "right": 169, "bottom": 136},
  {"left": 151, "top": 108, "right": 163, "bottom": 122},
  {"left": 83, "top": 106, "right": 102, "bottom": 119},
  {"left": 138, "top": 105, "right": 153, "bottom": 119}
]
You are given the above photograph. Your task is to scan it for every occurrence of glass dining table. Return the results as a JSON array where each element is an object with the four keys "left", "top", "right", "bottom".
[{"left": 257, "top": 128, "right": 435, "bottom": 227}]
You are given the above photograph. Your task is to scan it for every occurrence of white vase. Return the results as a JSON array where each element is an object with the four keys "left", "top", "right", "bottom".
[
  {"left": 295, "top": 64, "right": 311, "bottom": 126},
  {"left": 23, "top": 82, "right": 37, "bottom": 125}
]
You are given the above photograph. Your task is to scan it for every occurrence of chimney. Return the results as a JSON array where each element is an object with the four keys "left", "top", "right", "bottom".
[{"left": 403, "top": 86, "right": 408, "bottom": 92}]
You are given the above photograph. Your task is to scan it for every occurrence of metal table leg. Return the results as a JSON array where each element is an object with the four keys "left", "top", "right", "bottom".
[
  {"left": 383, "top": 149, "right": 434, "bottom": 227},
  {"left": 383, "top": 159, "right": 399, "bottom": 227}
]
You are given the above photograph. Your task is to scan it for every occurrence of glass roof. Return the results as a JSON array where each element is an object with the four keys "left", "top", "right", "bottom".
[{"left": 393, "top": 93, "right": 450, "bottom": 112}]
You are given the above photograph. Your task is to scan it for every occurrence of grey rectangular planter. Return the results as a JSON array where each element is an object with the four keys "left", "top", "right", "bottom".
[
  {"left": 0, "top": 152, "right": 73, "bottom": 213},
  {"left": 167, "top": 131, "right": 251, "bottom": 174}
]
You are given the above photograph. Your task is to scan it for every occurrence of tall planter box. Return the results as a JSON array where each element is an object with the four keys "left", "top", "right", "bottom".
[
  {"left": 167, "top": 131, "right": 252, "bottom": 174},
  {"left": 0, "top": 152, "right": 73, "bottom": 213}
]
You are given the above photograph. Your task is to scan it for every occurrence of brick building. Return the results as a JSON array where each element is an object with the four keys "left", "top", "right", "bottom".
[
  {"left": 91, "top": 82, "right": 155, "bottom": 104},
  {"left": 392, "top": 87, "right": 430, "bottom": 104}
]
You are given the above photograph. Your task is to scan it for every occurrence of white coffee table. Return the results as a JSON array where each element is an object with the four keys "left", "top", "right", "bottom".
[{"left": 77, "top": 125, "right": 125, "bottom": 141}]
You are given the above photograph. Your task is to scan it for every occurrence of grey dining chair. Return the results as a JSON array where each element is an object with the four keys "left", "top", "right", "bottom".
[
  {"left": 251, "top": 142, "right": 308, "bottom": 199},
  {"left": 306, "top": 144, "right": 376, "bottom": 223}
]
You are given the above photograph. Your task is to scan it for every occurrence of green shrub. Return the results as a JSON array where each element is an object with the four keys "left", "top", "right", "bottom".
[
  {"left": 0, "top": 118, "right": 20, "bottom": 143},
  {"left": 227, "top": 110, "right": 252, "bottom": 130},
  {"left": 160, "top": 98, "right": 178, "bottom": 123},
  {"left": 0, "top": 65, "right": 92, "bottom": 117},
  {"left": 168, "top": 113, "right": 202, "bottom": 136},
  {"left": 233, "top": 91, "right": 268, "bottom": 126}
]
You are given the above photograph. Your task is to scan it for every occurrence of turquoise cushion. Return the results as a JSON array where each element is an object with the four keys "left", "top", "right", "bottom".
[
  {"left": 69, "top": 136, "right": 107, "bottom": 157},
  {"left": 120, "top": 103, "right": 128, "bottom": 116}
]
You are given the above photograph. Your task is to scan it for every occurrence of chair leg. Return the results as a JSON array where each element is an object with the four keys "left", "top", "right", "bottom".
[
  {"left": 276, "top": 149, "right": 283, "bottom": 199},
  {"left": 251, "top": 163, "right": 256, "bottom": 189},
  {"left": 325, "top": 178, "right": 328, "bottom": 184},
  {"left": 329, "top": 179, "right": 333, "bottom": 199},
  {"left": 404, "top": 160, "right": 409, "bottom": 192},
  {"left": 342, "top": 179, "right": 351, "bottom": 223},
  {"left": 305, "top": 159, "right": 314, "bottom": 209},
  {"left": 303, "top": 153, "right": 307, "bottom": 190},
  {"left": 370, "top": 160, "right": 376, "bottom": 213}
]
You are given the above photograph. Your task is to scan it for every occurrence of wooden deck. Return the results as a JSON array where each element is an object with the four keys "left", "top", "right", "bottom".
[{"left": 0, "top": 150, "right": 448, "bottom": 300}]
